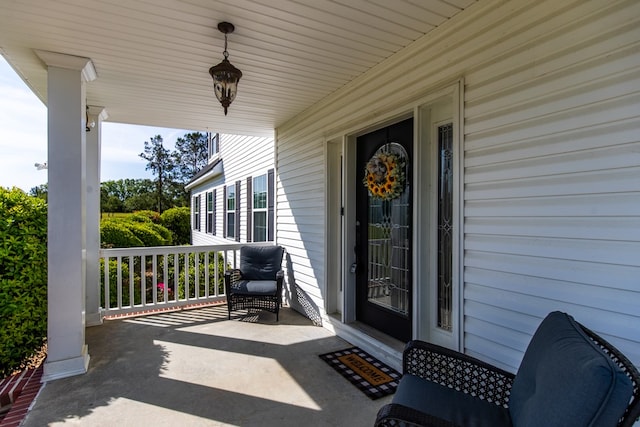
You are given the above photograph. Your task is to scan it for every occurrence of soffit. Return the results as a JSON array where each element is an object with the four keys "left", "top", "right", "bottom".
[{"left": 0, "top": 0, "right": 475, "bottom": 137}]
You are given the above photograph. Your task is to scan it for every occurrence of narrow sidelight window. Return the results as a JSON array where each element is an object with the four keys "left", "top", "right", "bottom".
[{"left": 437, "top": 123, "right": 453, "bottom": 331}]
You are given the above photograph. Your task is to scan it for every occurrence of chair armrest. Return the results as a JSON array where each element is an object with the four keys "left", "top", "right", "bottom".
[
  {"left": 403, "top": 340, "right": 515, "bottom": 407},
  {"left": 275, "top": 269, "right": 284, "bottom": 296},
  {"left": 375, "top": 403, "right": 460, "bottom": 427},
  {"left": 224, "top": 269, "right": 242, "bottom": 294}
]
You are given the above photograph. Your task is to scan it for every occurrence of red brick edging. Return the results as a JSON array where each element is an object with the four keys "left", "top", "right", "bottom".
[{"left": 0, "top": 366, "right": 43, "bottom": 427}]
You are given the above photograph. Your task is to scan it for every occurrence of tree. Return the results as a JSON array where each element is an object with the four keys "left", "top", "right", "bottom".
[
  {"left": 101, "top": 179, "right": 157, "bottom": 213},
  {"left": 29, "top": 183, "right": 48, "bottom": 202},
  {"left": 139, "top": 135, "right": 174, "bottom": 213},
  {"left": 170, "top": 132, "right": 209, "bottom": 208},
  {"left": 100, "top": 187, "right": 124, "bottom": 213},
  {"left": 173, "top": 132, "right": 208, "bottom": 183}
]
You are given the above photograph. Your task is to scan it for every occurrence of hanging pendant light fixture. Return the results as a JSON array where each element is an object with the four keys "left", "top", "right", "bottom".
[{"left": 209, "top": 22, "right": 242, "bottom": 116}]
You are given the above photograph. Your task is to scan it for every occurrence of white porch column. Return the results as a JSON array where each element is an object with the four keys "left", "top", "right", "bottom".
[
  {"left": 36, "top": 50, "right": 97, "bottom": 381},
  {"left": 86, "top": 106, "right": 108, "bottom": 327}
]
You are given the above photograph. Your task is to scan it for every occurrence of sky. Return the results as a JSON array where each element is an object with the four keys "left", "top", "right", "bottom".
[{"left": 0, "top": 56, "right": 194, "bottom": 192}]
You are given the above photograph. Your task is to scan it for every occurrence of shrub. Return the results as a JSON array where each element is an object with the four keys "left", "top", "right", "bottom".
[
  {"left": 160, "top": 207, "right": 191, "bottom": 245},
  {"left": 100, "top": 215, "right": 173, "bottom": 248},
  {"left": 0, "top": 187, "right": 48, "bottom": 377},
  {"left": 100, "top": 219, "right": 144, "bottom": 248},
  {"left": 126, "top": 221, "right": 167, "bottom": 247},
  {"left": 130, "top": 210, "right": 161, "bottom": 224},
  {"left": 148, "top": 223, "right": 172, "bottom": 245}
]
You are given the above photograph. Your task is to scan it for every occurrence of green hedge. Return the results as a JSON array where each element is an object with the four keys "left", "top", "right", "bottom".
[
  {"left": 129, "top": 210, "right": 161, "bottom": 224},
  {"left": 100, "top": 219, "right": 144, "bottom": 248},
  {"left": 100, "top": 214, "right": 172, "bottom": 248},
  {"left": 126, "top": 221, "right": 167, "bottom": 247},
  {"left": 0, "top": 187, "right": 48, "bottom": 377},
  {"left": 160, "top": 207, "right": 191, "bottom": 245}
]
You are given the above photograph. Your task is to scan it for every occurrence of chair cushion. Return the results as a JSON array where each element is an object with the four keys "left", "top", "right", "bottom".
[
  {"left": 509, "top": 311, "right": 633, "bottom": 427},
  {"left": 231, "top": 280, "right": 277, "bottom": 296},
  {"left": 240, "top": 245, "right": 284, "bottom": 280},
  {"left": 393, "top": 374, "right": 513, "bottom": 427}
]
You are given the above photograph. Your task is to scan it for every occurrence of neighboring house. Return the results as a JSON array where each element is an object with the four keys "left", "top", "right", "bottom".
[
  {"left": 186, "top": 132, "right": 276, "bottom": 245},
  {"left": 275, "top": 0, "right": 640, "bottom": 373}
]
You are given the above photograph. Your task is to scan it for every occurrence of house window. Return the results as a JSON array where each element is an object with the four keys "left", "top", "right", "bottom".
[
  {"left": 226, "top": 184, "right": 235, "bottom": 239},
  {"left": 206, "top": 192, "right": 213, "bottom": 234},
  {"left": 253, "top": 174, "right": 268, "bottom": 242},
  {"left": 208, "top": 132, "right": 220, "bottom": 159},
  {"left": 193, "top": 195, "right": 201, "bottom": 231}
]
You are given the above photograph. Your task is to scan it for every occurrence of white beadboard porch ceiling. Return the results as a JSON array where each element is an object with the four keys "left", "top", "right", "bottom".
[{"left": 0, "top": 0, "right": 475, "bottom": 137}]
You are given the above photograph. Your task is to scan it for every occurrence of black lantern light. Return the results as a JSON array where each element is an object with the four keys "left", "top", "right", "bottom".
[{"left": 209, "top": 22, "right": 242, "bottom": 115}]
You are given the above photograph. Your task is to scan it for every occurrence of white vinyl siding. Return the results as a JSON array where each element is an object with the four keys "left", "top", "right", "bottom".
[
  {"left": 461, "top": 0, "right": 640, "bottom": 371},
  {"left": 275, "top": 134, "right": 326, "bottom": 310},
  {"left": 190, "top": 133, "right": 274, "bottom": 245},
  {"left": 276, "top": 0, "right": 640, "bottom": 371}
]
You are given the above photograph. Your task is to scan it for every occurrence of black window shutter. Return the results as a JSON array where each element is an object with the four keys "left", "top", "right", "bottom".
[
  {"left": 246, "top": 176, "right": 253, "bottom": 242},
  {"left": 235, "top": 180, "right": 241, "bottom": 241},
  {"left": 213, "top": 189, "right": 217, "bottom": 236},
  {"left": 205, "top": 192, "right": 210, "bottom": 233},
  {"left": 223, "top": 186, "right": 227, "bottom": 238},
  {"left": 267, "top": 168, "right": 275, "bottom": 241},
  {"left": 197, "top": 194, "right": 202, "bottom": 231}
]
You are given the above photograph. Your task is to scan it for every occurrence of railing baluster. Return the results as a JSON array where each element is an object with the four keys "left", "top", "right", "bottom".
[
  {"left": 140, "top": 255, "right": 145, "bottom": 306},
  {"left": 152, "top": 254, "right": 157, "bottom": 305},
  {"left": 173, "top": 253, "right": 179, "bottom": 301},
  {"left": 104, "top": 256, "right": 110, "bottom": 310},
  {"left": 204, "top": 251, "right": 210, "bottom": 298},
  {"left": 117, "top": 256, "right": 122, "bottom": 309},
  {"left": 194, "top": 250, "right": 197, "bottom": 299},
  {"left": 213, "top": 251, "right": 219, "bottom": 296},
  {"left": 163, "top": 253, "right": 169, "bottom": 302},
  {"left": 184, "top": 250, "right": 189, "bottom": 301},
  {"left": 129, "top": 255, "right": 134, "bottom": 307}
]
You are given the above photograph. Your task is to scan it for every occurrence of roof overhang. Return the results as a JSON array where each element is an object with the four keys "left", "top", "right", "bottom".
[
  {"left": 0, "top": 0, "right": 475, "bottom": 137},
  {"left": 185, "top": 158, "right": 224, "bottom": 190}
]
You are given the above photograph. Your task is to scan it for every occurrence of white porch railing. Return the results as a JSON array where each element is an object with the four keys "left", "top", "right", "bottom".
[{"left": 99, "top": 242, "right": 273, "bottom": 316}]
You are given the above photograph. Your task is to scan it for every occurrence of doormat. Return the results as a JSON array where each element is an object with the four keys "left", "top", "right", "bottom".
[{"left": 319, "top": 347, "right": 401, "bottom": 399}]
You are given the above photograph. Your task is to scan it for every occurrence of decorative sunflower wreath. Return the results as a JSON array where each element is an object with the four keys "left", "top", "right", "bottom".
[{"left": 363, "top": 152, "right": 405, "bottom": 200}]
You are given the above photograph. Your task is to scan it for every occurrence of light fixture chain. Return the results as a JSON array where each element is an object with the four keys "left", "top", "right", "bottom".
[{"left": 223, "top": 34, "right": 229, "bottom": 59}]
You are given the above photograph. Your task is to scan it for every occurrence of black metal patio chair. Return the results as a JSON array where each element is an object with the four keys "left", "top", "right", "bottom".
[
  {"left": 375, "top": 311, "right": 640, "bottom": 427},
  {"left": 224, "top": 245, "right": 285, "bottom": 321}
]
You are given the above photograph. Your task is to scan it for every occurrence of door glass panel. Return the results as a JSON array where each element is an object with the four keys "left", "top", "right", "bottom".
[
  {"left": 437, "top": 123, "right": 453, "bottom": 331},
  {"left": 364, "top": 142, "right": 410, "bottom": 316}
]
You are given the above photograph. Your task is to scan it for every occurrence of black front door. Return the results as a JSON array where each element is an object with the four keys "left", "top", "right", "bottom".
[{"left": 355, "top": 118, "right": 413, "bottom": 342}]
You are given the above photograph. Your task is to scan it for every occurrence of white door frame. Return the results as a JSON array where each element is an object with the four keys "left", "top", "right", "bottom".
[{"left": 324, "top": 80, "right": 464, "bottom": 351}]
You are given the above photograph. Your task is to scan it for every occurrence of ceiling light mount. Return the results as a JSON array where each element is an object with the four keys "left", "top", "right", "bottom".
[{"left": 209, "top": 22, "right": 242, "bottom": 116}]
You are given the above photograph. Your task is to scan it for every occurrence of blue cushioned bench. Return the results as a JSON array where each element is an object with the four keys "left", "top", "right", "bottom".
[{"left": 375, "top": 311, "right": 640, "bottom": 427}]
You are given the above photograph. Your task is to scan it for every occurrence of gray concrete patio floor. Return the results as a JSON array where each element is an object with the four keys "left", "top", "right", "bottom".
[{"left": 23, "top": 305, "right": 392, "bottom": 426}]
